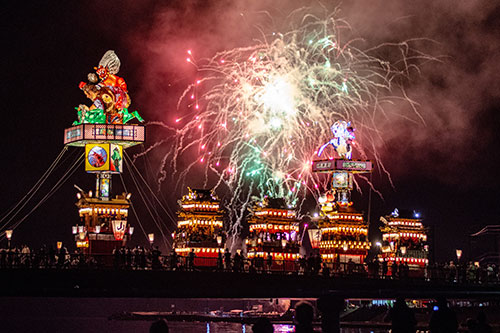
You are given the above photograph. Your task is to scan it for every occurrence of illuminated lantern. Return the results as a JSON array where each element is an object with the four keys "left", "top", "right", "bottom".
[
  {"left": 111, "top": 220, "right": 127, "bottom": 241},
  {"left": 308, "top": 228, "right": 322, "bottom": 249}
]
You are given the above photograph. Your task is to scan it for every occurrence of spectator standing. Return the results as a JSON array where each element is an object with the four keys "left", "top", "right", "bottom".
[
  {"left": 384, "top": 297, "right": 416, "bottom": 333},
  {"left": 429, "top": 297, "right": 458, "bottom": 333},
  {"left": 224, "top": 248, "right": 231, "bottom": 271},
  {"left": 294, "top": 301, "right": 315, "bottom": 333},
  {"left": 266, "top": 252, "right": 273, "bottom": 272},
  {"left": 188, "top": 248, "right": 196, "bottom": 270}
]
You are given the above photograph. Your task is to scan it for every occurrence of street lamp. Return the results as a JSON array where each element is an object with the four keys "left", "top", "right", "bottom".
[
  {"left": 216, "top": 235, "right": 222, "bottom": 247},
  {"left": 456, "top": 249, "right": 462, "bottom": 262},
  {"left": 128, "top": 226, "right": 134, "bottom": 236},
  {"left": 95, "top": 225, "right": 101, "bottom": 234},
  {"left": 72, "top": 226, "right": 78, "bottom": 234},
  {"left": 281, "top": 239, "right": 287, "bottom": 249},
  {"left": 400, "top": 246, "right": 407, "bottom": 256},
  {"left": 148, "top": 233, "right": 155, "bottom": 247},
  {"left": 5, "top": 230, "right": 13, "bottom": 248}
]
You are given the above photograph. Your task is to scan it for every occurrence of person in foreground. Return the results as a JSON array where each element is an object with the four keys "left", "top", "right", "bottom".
[
  {"left": 150, "top": 319, "right": 169, "bottom": 333},
  {"left": 294, "top": 301, "right": 315, "bottom": 333},
  {"left": 384, "top": 297, "right": 417, "bottom": 333},
  {"left": 429, "top": 297, "right": 458, "bottom": 333},
  {"left": 252, "top": 317, "right": 274, "bottom": 333}
]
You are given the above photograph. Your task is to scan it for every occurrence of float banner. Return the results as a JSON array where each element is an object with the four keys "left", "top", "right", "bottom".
[
  {"left": 312, "top": 159, "right": 372, "bottom": 173},
  {"left": 85, "top": 143, "right": 123, "bottom": 173},
  {"left": 112, "top": 220, "right": 127, "bottom": 241}
]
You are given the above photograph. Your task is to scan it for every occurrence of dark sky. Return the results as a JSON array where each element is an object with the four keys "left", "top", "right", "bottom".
[{"left": 1, "top": 1, "right": 499, "bottom": 262}]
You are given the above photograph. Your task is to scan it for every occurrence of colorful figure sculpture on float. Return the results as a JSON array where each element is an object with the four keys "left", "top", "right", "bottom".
[
  {"left": 317, "top": 120, "right": 355, "bottom": 160},
  {"left": 73, "top": 50, "right": 144, "bottom": 125}
]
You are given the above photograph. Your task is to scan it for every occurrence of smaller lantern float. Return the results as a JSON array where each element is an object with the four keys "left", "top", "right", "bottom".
[
  {"left": 379, "top": 208, "right": 429, "bottom": 277},
  {"left": 246, "top": 197, "right": 301, "bottom": 271},
  {"left": 172, "top": 188, "right": 226, "bottom": 266}
]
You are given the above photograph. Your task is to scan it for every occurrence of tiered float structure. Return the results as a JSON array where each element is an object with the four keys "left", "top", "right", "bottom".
[
  {"left": 379, "top": 209, "right": 429, "bottom": 273},
  {"left": 246, "top": 198, "right": 300, "bottom": 270},
  {"left": 64, "top": 51, "right": 144, "bottom": 254},
  {"left": 316, "top": 192, "right": 370, "bottom": 264},
  {"left": 311, "top": 121, "right": 372, "bottom": 265},
  {"left": 172, "top": 188, "right": 225, "bottom": 265}
]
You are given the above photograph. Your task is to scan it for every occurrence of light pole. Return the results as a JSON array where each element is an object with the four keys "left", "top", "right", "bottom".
[
  {"left": 456, "top": 249, "right": 462, "bottom": 263},
  {"left": 148, "top": 233, "right": 155, "bottom": 247},
  {"left": 5, "top": 230, "right": 13, "bottom": 248}
]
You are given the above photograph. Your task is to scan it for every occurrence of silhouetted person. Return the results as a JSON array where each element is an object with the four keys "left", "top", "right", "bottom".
[
  {"left": 170, "top": 250, "right": 178, "bottom": 270},
  {"left": 224, "top": 248, "right": 231, "bottom": 270},
  {"left": 150, "top": 319, "right": 169, "bottom": 333},
  {"left": 188, "top": 248, "right": 195, "bottom": 270},
  {"left": 429, "top": 297, "right": 458, "bottom": 333},
  {"left": 217, "top": 250, "right": 223, "bottom": 271},
  {"left": 266, "top": 252, "right": 273, "bottom": 272},
  {"left": 252, "top": 317, "right": 274, "bottom": 333},
  {"left": 373, "top": 258, "right": 380, "bottom": 278},
  {"left": 472, "top": 311, "right": 492, "bottom": 333},
  {"left": 294, "top": 301, "right": 314, "bottom": 333},
  {"left": 382, "top": 260, "right": 388, "bottom": 278},
  {"left": 465, "top": 317, "right": 477, "bottom": 332},
  {"left": 233, "top": 252, "right": 242, "bottom": 272},
  {"left": 317, "top": 295, "right": 344, "bottom": 333},
  {"left": 347, "top": 258, "right": 355, "bottom": 275},
  {"left": 392, "top": 261, "right": 399, "bottom": 279},
  {"left": 384, "top": 297, "right": 416, "bottom": 333},
  {"left": 151, "top": 246, "right": 161, "bottom": 270}
]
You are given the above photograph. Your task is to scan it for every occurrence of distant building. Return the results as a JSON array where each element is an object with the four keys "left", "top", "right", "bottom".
[{"left": 470, "top": 225, "right": 500, "bottom": 265}]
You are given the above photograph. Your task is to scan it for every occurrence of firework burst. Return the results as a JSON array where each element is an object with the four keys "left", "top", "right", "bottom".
[{"left": 144, "top": 9, "right": 434, "bottom": 234}]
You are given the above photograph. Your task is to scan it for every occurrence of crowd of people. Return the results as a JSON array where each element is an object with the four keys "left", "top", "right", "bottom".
[{"left": 1, "top": 245, "right": 500, "bottom": 285}]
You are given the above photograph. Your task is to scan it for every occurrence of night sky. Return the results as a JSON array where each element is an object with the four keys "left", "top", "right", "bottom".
[{"left": 1, "top": 1, "right": 500, "bottom": 263}]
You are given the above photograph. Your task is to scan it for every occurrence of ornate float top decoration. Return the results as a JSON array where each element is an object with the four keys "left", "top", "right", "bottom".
[
  {"left": 73, "top": 50, "right": 144, "bottom": 125},
  {"left": 317, "top": 120, "right": 355, "bottom": 160}
]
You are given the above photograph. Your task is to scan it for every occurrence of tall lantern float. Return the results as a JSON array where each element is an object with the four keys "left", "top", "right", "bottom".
[{"left": 64, "top": 51, "right": 145, "bottom": 255}]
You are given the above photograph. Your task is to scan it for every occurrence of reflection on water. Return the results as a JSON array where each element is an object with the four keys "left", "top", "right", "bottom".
[
  {"left": 2, "top": 318, "right": 381, "bottom": 333},
  {"left": 0, "top": 297, "right": 384, "bottom": 333}
]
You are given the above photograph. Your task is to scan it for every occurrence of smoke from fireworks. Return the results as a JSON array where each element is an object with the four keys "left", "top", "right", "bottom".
[{"left": 142, "top": 9, "right": 435, "bottom": 234}]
